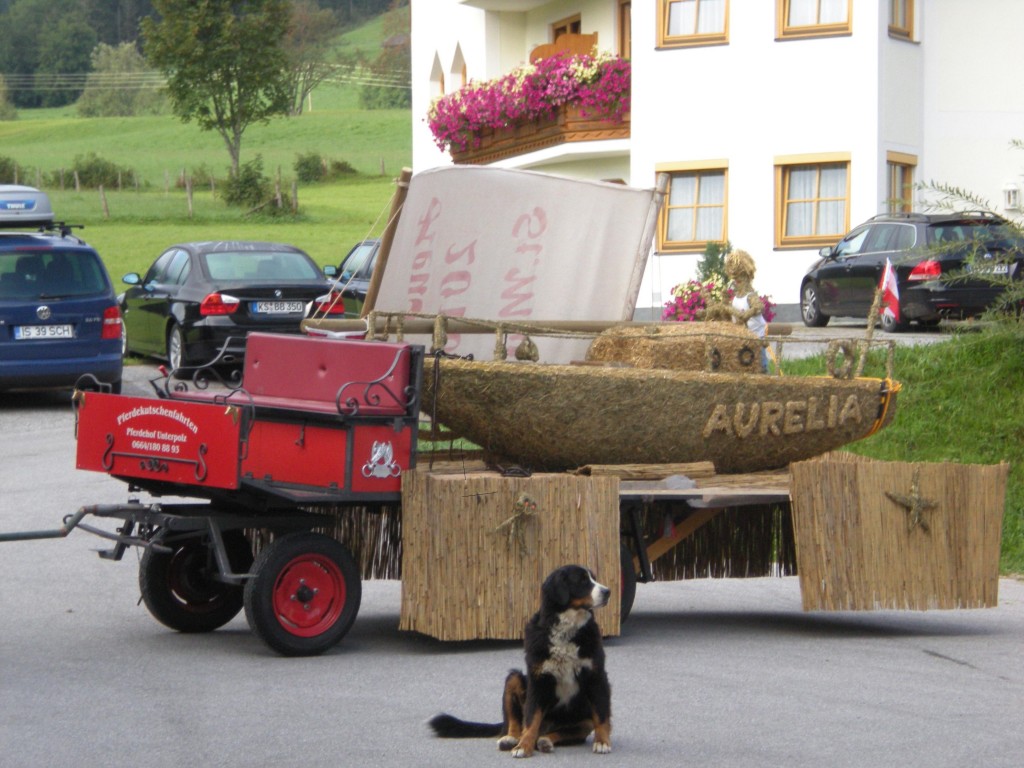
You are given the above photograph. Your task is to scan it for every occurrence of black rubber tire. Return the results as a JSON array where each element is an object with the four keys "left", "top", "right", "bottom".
[
  {"left": 139, "top": 531, "right": 253, "bottom": 633},
  {"left": 801, "top": 281, "right": 830, "bottom": 327},
  {"left": 167, "top": 323, "right": 186, "bottom": 370},
  {"left": 620, "top": 542, "right": 637, "bottom": 623},
  {"left": 243, "top": 532, "right": 362, "bottom": 657},
  {"left": 880, "top": 310, "right": 907, "bottom": 333}
]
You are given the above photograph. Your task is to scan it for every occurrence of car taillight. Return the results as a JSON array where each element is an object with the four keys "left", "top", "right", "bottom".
[
  {"left": 101, "top": 305, "right": 122, "bottom": 340},
  {"left": 200, "top": 293, "right": 240, "bottom": 316},
  {"left": 313, "top": 291, "right": 346, "bottom": 315},
  {"left": 908, "top": 259, "right": 941, "bottom": 282}
]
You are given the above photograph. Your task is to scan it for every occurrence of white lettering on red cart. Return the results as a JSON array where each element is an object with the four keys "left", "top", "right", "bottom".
[{"left": 116, "top": 405, "right": 198, "bottom": 455}]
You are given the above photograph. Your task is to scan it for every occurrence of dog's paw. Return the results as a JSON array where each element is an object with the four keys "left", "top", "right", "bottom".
[
  {"left": 497, "top": 736, "right": 518, "bottom": 751},
  {"left": 537, "top": 737, "right": 554, "bottom": 753},
  {"left": 593, "top": 740, "right": 612, "bottom": 754},
  {"left": 511, "top": 746, "right": 532, "bottom": 758}
]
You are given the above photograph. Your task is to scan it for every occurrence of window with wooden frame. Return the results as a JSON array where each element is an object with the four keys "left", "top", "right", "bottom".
[
  {"left": 886, "top": 152, "right": 916, "bottom": 213},
  {"left": 888, "top": 0, "right": 914, "bottom": 40},
  {"left": 774, "top": 155, "right": 850, "bottom": 248},
  {"left": 552, "top": 14, "right": 582, "bottom": 42},
  {"left": 619, "top": 1, "right": 632, "bottom": 59},
  {"left": 657, "top": 162, "right": 728, "bottom": 253},
  {"left": 658, "top": 0, "right": 728, "bottom": 48},
  {"left": 776, "top": 0, "right": 851, "bottom": 40}
]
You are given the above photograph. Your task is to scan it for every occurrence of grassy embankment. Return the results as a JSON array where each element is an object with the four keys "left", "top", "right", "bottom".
[{"left": 784, "top": 327, "right": 1024, "bottom": 574}]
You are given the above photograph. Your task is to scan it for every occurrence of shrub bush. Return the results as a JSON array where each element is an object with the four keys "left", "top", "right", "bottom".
[
  {"left": 294, "top": 151, "right": 326, "bottom": 183},
  {"left": 222, "top": 156, "right": 271, "bottom": 208},
  {"left": 54, "top": 152, "right": 134, "bottom": 188}
]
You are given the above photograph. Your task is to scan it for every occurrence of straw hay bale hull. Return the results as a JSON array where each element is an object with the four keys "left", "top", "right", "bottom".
[
  {"left": 399, "top": 469, "right": 621, "bottom": 641},
  {"left": 790, "top": 455, "right": 1007, "bottom": 610},
  {"left": 586, "top": 321, "right": 762, "bottom": 373},
  {"left": 423, "top": 359, "right": 898, "bottom": 474}
]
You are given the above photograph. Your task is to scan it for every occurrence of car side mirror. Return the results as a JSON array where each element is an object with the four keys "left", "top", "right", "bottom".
[
  {"left": 323, "top": 265, "right": 337, "bottom": 278},
  {"left": 819, "top": 246, "right": 833, "bottom": 259},
  {"left": 122, "top": 272, "right": 141, "bottom": 285}
]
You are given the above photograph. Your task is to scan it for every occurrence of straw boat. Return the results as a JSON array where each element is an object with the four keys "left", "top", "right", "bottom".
[{"left": 422, "top": 357, "right": 899, "bottom": 474}]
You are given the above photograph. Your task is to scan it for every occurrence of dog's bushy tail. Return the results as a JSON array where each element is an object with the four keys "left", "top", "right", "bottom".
[{"left": 428, "top": 713, "right": 504, "bottom": 739}]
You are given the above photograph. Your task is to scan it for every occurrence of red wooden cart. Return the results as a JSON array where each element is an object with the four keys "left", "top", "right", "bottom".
[{"left": 64, "top": 332, "right": 423, "bottom": 656}]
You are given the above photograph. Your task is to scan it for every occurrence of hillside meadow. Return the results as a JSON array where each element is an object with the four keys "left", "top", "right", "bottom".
[{"left": 0, "top": 91, "right": 411, "bottom": 275}]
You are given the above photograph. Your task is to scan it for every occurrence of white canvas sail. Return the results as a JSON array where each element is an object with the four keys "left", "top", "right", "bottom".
[{"left": 371, "top": 166, "right": 663, "bottom": 363}]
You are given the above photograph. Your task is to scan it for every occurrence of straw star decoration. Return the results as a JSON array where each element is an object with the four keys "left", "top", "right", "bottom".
[
  {"left": 885, "top": 469, "right": 938, "bottom": 533},
  {"left": 495, "top": 493, "right": 538, "bottom": 554}
]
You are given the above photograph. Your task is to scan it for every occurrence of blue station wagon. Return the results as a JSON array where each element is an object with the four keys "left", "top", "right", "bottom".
[{"left": 0, "top": 185, "right": 123, "bottom": 393}]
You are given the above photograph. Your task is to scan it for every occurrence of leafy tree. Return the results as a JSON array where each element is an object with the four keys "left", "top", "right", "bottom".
[
  {"left": 142, "top": 0, "right": 292, "bottom": 177},
  {"left": 0, "top": 0, "right": 94, "bottom": 108},
  {"left": 358, "top": 2, "right": 410, "bottom": 110},
  {"left": 77, "top": 42, "right": 164, "bottom": 117},
  {"left": 283, "top": 0, "right": 344, "bottom": 116},
  {"left": 81, "top": 0, "right": 155, "bottom": 47}
]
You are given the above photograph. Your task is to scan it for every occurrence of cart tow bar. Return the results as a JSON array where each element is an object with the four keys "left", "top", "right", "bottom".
[
  {"left": 0, "top": 504, "right": 168, "bottom": 555},
  {"left": 0, "top": 506, "right": 94, "bottom": 543}
]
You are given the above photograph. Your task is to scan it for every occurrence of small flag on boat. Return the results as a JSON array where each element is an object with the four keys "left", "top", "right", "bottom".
[{"left": 879, "top": 257, "right": 900, "bottom": 323}]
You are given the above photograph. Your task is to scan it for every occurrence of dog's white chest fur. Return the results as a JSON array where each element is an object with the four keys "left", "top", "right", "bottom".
[{"left": 540, "top": 611, "right": 593, "bottom": 707}]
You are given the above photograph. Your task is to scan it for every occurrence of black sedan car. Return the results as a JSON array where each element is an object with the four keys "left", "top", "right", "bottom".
[
  {"left": 121, "top": 241, "right": 344, "bottom": 369},
  {"left": 333, "top": 238, "right": 380, "bottom": 318},
  {"left": 800, "top": 212, "right": 1024, "bottom": 331}
]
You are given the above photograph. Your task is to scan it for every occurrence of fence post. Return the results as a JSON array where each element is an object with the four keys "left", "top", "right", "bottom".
[{"left": 99, "top": 185, "right": 109, "bottom": 219}]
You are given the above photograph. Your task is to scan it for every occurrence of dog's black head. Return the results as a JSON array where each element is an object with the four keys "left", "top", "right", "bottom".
[{"left": 540, "top": 565, "right": 610, "bottom": 614}]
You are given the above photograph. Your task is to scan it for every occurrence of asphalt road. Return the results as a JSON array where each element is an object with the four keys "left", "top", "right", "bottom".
[{"left": 2, "top": 322, "right": 1021, "bottom": 768}]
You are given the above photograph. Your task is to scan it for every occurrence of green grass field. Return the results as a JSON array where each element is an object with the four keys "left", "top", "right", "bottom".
[{"left": 0, "top": 81, "right": 409, "bottom": 276}]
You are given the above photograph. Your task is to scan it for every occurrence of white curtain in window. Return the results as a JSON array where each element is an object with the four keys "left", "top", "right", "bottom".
[
  {"left": 667, "top": 174, "right": 696, "bottom": 242},
  {"left": 669, "top": 174, "right": 696, "bottom": 206},
  {"left": 788, "top": 0, "right": 846, "bottom": 26},
  {"left": 820, "top": 0, "right": 846, "bottom": 23},
  {"left": 668, "top": 209, "right": 694, "bottom": 242},
  {"left": 668, "top": 0, "right": 725, "bottom": 36},
  {"left": 817, "top": 164, "right": 846, "bottom": 234},
  {"left": 785, "top": 167, "right": 816, "bottom": 236},
  {"left": 696, "top": 172, "right": 725, "bottom": 239}
]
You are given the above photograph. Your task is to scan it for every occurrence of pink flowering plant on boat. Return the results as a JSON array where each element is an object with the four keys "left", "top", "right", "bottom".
[
  {"left": 662, "top": 278, "right": 776, "bottom": 323},
  {"left": 427, "top": 51, "right": 631, "bottom": 154},
  {"left": 661, "top": 277, "right": 732, "bottom": 322}
]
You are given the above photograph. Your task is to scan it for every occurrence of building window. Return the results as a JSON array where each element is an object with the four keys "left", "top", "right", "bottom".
[
  {"left": 657, "top": 164, "right": 728, "bottom": 252},
  {"left": 552, "top": 14, "right": 582, "bottom": 41},
  {"left": 619, "top": 1, "right": 632, "bottom": 59},
  {"left": 776, "top": 0, "right": 851, "bottom": 40},
  {"left": 659, "top": 0, "right": 728, "bottom": 48},
  {"left": 887, "top": 152, "right": 916, "bottom": 213},
  {"left": 889, "top": 0, "right": 914, "bottom": 40},
  {"left": 775, "top": 156, "right": 849, "bottom": 248}
]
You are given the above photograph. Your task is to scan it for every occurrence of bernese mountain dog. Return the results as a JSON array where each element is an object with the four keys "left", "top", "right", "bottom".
[{"left": 428, "top": 564, "right": 613, "bottom": 757}]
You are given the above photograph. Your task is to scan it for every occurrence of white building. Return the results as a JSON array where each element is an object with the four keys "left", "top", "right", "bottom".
[{"left": 411, "top": 1, "right": 1024, "bottom": 319}]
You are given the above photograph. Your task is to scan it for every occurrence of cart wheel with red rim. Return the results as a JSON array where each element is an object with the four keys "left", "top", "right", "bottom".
[{"left": 243, "top": 531, "right": 362, "bottom": 656}]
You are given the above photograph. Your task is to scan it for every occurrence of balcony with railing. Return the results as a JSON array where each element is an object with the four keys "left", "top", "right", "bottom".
[{"left": 427, "top": 42, "right": 630, "bottom": 166}]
